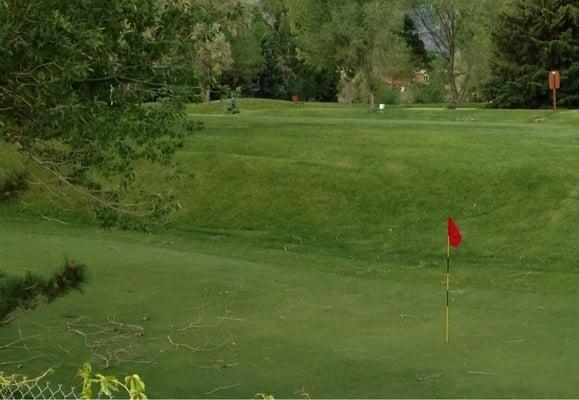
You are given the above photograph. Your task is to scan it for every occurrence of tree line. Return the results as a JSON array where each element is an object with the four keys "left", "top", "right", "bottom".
[{"left": 211, "top": 0, "right": 579, "bottom": 109}]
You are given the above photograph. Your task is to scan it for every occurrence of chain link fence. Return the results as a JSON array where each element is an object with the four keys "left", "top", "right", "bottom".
[{"left": 0, "top": 373, "right": 81, "bottom": 400}]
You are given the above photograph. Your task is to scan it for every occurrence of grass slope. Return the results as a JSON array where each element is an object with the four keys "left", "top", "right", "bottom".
[{"left": 1, "top": 100, "right": 579, "bottom": 397}]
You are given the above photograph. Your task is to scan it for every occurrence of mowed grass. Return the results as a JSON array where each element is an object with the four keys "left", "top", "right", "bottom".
[{"left": 1, "top": 99, "right": 579, "bottom": 398}]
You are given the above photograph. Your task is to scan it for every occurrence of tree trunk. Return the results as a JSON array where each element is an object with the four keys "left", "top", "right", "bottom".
[
  {"left": 205, "top": 86, "right": 211, "bottom": 103},
  {"left": 447, "top": 48, "right": 461, "bottom": 107},
  {"left": 338, "top": 73, "right": 353, "bottom": 105}
]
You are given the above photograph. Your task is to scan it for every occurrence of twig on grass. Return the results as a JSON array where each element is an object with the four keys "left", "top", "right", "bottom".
[
  {"left": 41, "top": 214, "right": 68, "bottom": 225},
  {"left": 451, "top": 287, "right": 473, "bottom": 295},
  {"left": 178, "top": 315, "right": 223, "bottom": 332},
  {"left": 416, "top": 374, "right": 442, "bottom": 381},
  {"left": 196, "top": 362, "right": 239, "bottom": 373},
  {"left": 0, "top": 355, "right": 45, "bottom": 367},
  {"left": 205, "top": 383, "right": 240, "bottom": 395},
  {"left": 106, "top": 315, "right": 145, "bottom": 333},
  {"left": 0, "top": 334, "right": 41, "bottom": 351},
  {"left": 0, "top": 311, "right": 28, "bottom": 326},
  {"left": 167, "top": 335, "right": 197, "bottom": 352},
  {"left": 291, "top": 234, "right": 303, "bottom": 245},
  {"left": 18, "top": 329, "right": 30, "bottom": 354},
  {"left": 503, "top": 338, "right": 528, "bottom": 344},
  {"left": 215, "top": 316, "right": 247, "bottom": 322},
  {"left": 467, "top": 371, "right": 494, "bottom": 375},
  {"left": 58, "top": 344, "right": 71, "bottom": 354},
  {"left": 167, "top": 335, "right": 227, "bottom": 353}
]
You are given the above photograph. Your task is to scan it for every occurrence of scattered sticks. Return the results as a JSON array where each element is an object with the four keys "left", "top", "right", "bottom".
[{"left": 64, "top": 314, "right": 146, "bottom": 369}]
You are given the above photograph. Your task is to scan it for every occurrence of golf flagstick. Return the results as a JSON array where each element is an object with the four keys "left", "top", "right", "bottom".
[
  {"left": 446, "top": 217, "right": 462, "bottom": 344},
  {"left": 446, "top": 236, "right": 450, "bottom": 343}
]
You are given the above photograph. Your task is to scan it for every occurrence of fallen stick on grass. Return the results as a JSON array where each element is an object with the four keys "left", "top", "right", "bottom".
[{"left": 205, "top": 383, "right": 240, "bottom": 395}]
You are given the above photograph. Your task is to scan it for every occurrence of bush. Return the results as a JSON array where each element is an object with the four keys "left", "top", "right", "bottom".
[
  {"left": 413, "top": 81, "right": 446, "bottom": 104},
  {"left": 0, "top": 169, "right": 27, "bottom": 202},
  {"left": 401, "top": 79, "right": 446, "bottom": 105},
  {"left": 375, "top": 85, "right": 400, "bottom": 105},
  {"left": 224, "top": 87, "right": 241, "bottom": 115}
]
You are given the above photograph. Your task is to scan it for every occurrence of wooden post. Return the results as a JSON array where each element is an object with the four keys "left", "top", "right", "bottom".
[{"left": 549, "top": 71, "right": 560, "bottom": 112}]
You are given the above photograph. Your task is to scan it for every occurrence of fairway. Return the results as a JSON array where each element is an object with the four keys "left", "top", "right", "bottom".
[{"left": 2, "top": 101, "right": 579, "bottom": 398}]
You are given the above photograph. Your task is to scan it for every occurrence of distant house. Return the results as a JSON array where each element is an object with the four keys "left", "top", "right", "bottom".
[
  {"left": 384, "top": 69, "right": 431, "bottom": 91},
  {"left": 414, "top": 69, "right": 430, "bottom": 83}
]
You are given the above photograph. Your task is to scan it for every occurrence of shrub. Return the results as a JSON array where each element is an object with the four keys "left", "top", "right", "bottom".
[
  {"left": 224, "top": 87, "right": 241, "bottom": 115},
  {"left": 0, "top": 169, "right": 27, "bottom": 202},
  {"left": 375, "top": 84, "right": 400, "bottom": 105}
]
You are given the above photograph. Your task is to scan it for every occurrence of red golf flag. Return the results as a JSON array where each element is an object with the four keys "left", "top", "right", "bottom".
[{"left": 447, "top": 217, "right": 462, "bottom": 248}]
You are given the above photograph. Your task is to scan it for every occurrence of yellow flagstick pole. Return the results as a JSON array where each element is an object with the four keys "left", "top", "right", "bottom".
[{"left": 445, "top": 236, "right": 450, "bottom": 344}]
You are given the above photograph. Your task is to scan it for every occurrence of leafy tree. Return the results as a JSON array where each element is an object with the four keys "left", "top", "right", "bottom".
[
  {"left": 287, "top": 0, "right": 411, "bottom": 105},
  {"left": 222, "top": 6, "right": 267, "bottom": 96},
  {"left": 255, "top": 0, "right": 338, "bottom": 101},
  {"left": 1, "top": 259, "right": 87, "bottom": 326},
  {"left": 189, "top": 0, "right": 251, "bottom": 102},
  {"left": 411, "top": 0, "right": 498, "bottom": 106},
  {"left": 194, "top": 30, "right": 234, "bottom": 103},
  {"left": 485, "top": 0, "right": 579, "bottom": 108},
  {"left": 0, "top": 0, "right": 205, "bottom": 223}
]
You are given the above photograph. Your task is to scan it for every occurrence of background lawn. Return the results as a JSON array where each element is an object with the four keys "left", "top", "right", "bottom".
[{"left": 1, "top": 100, "right": 579, "bottom": 398}]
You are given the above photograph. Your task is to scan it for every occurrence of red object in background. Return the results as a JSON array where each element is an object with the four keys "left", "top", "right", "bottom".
[{"left": 447, "top": 217, "right": 462, "bottom": 248}]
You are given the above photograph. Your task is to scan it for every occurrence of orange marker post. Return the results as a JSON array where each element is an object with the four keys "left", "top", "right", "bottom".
[{"left": 549, "top": 71, "right": 561, "bottom": 112}]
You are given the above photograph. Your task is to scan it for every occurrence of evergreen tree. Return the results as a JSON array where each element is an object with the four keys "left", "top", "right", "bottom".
[
  {"left": 485, "top": 0, "right": 579, "bottom": 108},
  {"left": 400, "top": 15, "right": 431, "bottom": 70},
  {"left": 1, "top": 259, "right": 87, "bottom": 325}
]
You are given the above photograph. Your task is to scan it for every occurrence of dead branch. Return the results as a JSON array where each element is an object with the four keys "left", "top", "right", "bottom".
[
  {"left": 417, "top": 374, "right": 442, "bottom": 381},
  {"left": 177, "top": 312, "right": 224, "bottom": 332},
  {"left": 40, "top": 214, "right": 68, "bottom": 225},
  {"left": 24, "top": 151, "right": 154, "bottom": 217},
  {"left": 58, "top": 344, "right": 71, "bottom": 354},
  {"left": 205, "top": 383, "right": 240, "bottom": 395},
  {"left": 196, "top": 362, "right": 239, "bottom": 373},
  {"left": 0, "top": 311, "right": 27, "bottom": 326},
  {"left": 1, "top": 355, "right": 44, "bottom": 366},
  {"left": 18, "top": 329, "right": 30, "bottom": 354},
  {"left": 167, "top": 336, "right": 228, "bottom": 353},
  {"left": 215, "top": 316, "right": 247, "bottom": 322},
  {"left": 0, "top": 334, "right": 41, "bottom": 351},
  {"left": 503, "top": 339, "right": 528, "bottom": 344}
]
